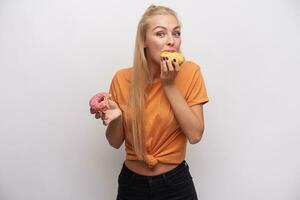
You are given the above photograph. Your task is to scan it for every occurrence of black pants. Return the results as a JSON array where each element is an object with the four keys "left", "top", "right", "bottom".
[{"left": 116, "top": 160, "right": 198, "bottom": 200}]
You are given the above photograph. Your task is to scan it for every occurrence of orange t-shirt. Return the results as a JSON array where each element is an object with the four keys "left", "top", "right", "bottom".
[{"left": 109, "top": 61, "right": 209, "bottom": 166}]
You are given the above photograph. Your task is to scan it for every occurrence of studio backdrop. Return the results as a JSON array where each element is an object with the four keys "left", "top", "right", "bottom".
[{"left": 0, "top": 0, "right": 299, "bottom": 199}]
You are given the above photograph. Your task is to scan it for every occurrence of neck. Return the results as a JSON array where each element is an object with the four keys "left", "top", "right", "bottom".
[{"left": 147, "top": 59, "right": 161, "bottom": 83}]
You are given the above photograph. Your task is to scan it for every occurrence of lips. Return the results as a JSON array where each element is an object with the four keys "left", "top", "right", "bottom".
[{"left": 162, "top": 49, "right": 177, "bottom": 52}]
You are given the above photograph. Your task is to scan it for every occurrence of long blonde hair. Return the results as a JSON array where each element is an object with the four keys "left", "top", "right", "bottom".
[{"left": 129, "top": 5, "right": 180, "bottom": 160}]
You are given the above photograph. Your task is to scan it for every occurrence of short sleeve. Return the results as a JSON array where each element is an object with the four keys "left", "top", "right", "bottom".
[
  {"left": 186, "top": 67, "right": 209, "bottom": 106},
  {"left": 109, "top": 73, "right": 119, "bottom": 105}
]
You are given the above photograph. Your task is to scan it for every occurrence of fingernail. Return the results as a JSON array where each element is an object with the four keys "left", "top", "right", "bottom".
[
  {"left": 166, "top": 57, "right": 169, "bottom": 60},
  {"left": 173, "top": 58, "right": 176, "bottom": 62},
  {"left": 163, "top": 57, "right": 166, "bottom": 60}
]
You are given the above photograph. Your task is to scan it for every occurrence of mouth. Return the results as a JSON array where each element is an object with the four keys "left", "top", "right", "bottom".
[{"left": 162, "top": 49, "right": 177, "bottom": 53}]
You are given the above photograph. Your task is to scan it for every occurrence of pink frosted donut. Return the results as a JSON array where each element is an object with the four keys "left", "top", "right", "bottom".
[{"left": 89, "top": 92, "right": 110, "bottom": 112}]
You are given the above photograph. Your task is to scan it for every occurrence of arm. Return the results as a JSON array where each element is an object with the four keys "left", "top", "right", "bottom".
[
  {"left": 95, "top": 100, "right": 125, "bottom": 149},
  {"left": 160, "top": 59, "right": 207, "bottom": 144},
  {"left": 163, "top": 85, "right": 205, "bottom": 144},
  {"left": 105, "top": 113, "right": 124, "bottom": 149}
]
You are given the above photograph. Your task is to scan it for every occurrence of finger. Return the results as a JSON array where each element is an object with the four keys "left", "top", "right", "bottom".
[
  {"left": 100, "top": 112, "right": 106, "bottom": 120},
  {"left": 95, "top": 112, "right": 101, "bottom": 119},
  {"left": 106, "top": 100, "right": 111, "bottom": 109},
  {"left": 90, "top": 107, "right": 96, "bottom": 114},
  {"left": 172, "top": 59, "right": 180, "bottom": 71},
  {"left": 166, "top": 60, "right": 174, "bottom": 71},
  {"left": 161, "top": 59, "right": 168, "bottom": 72}
]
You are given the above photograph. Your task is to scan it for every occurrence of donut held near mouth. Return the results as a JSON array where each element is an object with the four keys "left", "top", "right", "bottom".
[{"left": 160, "top": 51, "right": 185, "bottom": 65}]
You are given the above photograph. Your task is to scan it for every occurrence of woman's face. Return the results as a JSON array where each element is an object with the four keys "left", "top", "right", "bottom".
[{"left": 144, "top": 14, "right": 181, "bottom": 65}]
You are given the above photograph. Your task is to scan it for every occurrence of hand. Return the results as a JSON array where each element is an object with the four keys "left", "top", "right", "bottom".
[
  {"left": 90, "top": 99, "right": 122, "bottom": 126},
  {"left": 160, "top": 57, "right": 180, "bottom": 86}
]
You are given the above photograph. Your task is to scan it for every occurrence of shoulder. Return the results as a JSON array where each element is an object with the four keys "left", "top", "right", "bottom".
[
  {"left": 176, "top": 61, "right": 206, "bottom": 85},
  {"left": 112, "top": 67, "right": 133, "bottom": 83},
  {"left": 179, "top": 61, "right": 202, "bottom": 75}
]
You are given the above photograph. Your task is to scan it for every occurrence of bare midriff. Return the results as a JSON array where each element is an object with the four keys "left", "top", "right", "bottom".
[{"left": 124, "top": 160, "right": 179, "bottom": 176}]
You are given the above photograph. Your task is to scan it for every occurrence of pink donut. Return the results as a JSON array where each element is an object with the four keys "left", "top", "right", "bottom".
[{"left": 89, "top": 92, "right": 110, "bottom": 112}]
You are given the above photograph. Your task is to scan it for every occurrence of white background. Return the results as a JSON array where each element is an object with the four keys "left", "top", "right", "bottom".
[{"left": 0, "top": 0, "right": 299, "bottom": 199}]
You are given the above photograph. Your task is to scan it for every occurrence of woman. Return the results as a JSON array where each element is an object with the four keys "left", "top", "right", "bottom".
[{"left": 91, "top": 4, "right": 208, "bottom": 200}]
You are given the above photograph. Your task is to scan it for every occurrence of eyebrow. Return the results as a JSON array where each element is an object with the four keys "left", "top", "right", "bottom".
[{"left": 152, "top": 26, "right": 180, "bottom": 31}]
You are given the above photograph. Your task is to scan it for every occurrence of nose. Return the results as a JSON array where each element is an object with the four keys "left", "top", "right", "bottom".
[{"left": 166, "top": 34, "right": 175, "bottom": 46}]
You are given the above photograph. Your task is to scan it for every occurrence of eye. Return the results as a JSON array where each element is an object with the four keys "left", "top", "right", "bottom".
[
  {"left": 172, "top": 31, "right": 181, "bottom": 37},
  {"left": 156, "top": 32, "right": 165, "bottom": 38}
]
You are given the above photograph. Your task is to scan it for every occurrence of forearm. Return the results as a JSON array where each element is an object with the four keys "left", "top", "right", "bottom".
[
  {"left": 105, "top": 115, "right": 124, "bottom": 149},
  {"left": 163, "top": 85, "right": 204, "bottom": 144}
]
